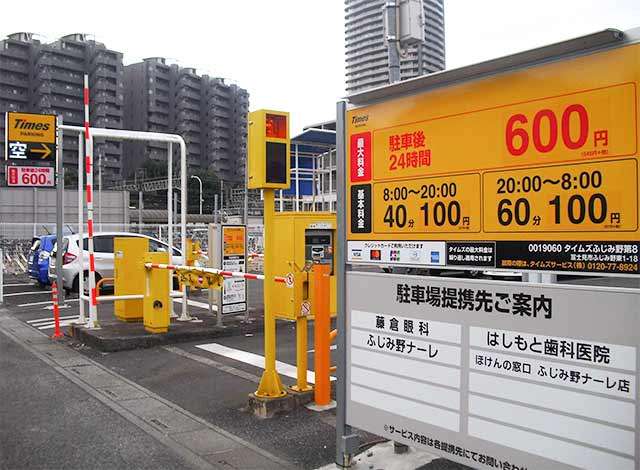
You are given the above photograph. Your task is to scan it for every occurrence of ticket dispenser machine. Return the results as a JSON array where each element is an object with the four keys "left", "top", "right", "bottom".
[{"left": 268, "top": 213, "right": 337, "bottom": 320}]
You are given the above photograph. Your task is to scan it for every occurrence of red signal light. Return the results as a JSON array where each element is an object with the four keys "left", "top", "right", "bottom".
[{"left": 265, "top": 114, "right": 286, "bottom": 139}]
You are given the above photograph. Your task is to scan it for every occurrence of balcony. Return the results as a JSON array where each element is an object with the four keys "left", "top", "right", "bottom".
[
  {"left": 176, "top": 108, "right": 199, "bottom": 120},
  {"left": 51, "top": 56, "right": 85, "bottom": 73},
  {"left": 93, "top": 91, "right": 119, "bottom": 105},
  {"left": 0, "top": 88, "right": 28, "bottom": 102},
  {"left": 176, "top": 121, "right": 200, "bottom": 133},
  {"left": 149, "top": 65, "right": 170, "bottom": 79},
  {"left": 43, "top": 94, "right": 83, "bottom": 111},
  {"left": 176, "top": 99, "right": 200, "bottom": 112},
  {"left": 210, "top": 118, "right": 230, "bottom": 130},
  {"left": 176, "top": 88, "right": 200, "bottom": 101},
  {"left": 92, "top": 52, "right": 120, "bottom": 68},
  {"left": 148, "top": 113, "right": 169, "bottom": 126},
  {"left": 92, "top": 67, "right": 119, "bottom": 80},
  {"left": 46, "top": 82, "right": 81, "bottom": 98},
  {"left": 0, "top": 56, "right": 28, "bottom": 72},
  {"left": 148, "top": 102, "right": 169, "bottom": 114},
  {"left": 1, "top": 46, "right": 30, "bottom": 60},
  {"left": 212, "top": 108, "right": 231, "bottom": 119},
  {"left": 0, "top": 72, "right": 28, "bottom": 88}
]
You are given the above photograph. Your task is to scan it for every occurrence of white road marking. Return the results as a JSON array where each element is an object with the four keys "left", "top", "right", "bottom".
[
  {"left": 18, "top": 298, "right": 79, "bottom": 307},
  {"left": 3, "top": 290, "right": 51, "bottom": 297},
  {"left": 173, "top": 298, "right": 217, "bottom": 311},
  {"left": 2, "top": 283, "right": 34, "bottom": 287},
  {"left": 308, "top": 344, "right": 337, "bottom": 353},
  {"left": 37, "top": 319, "right": 80, "bottom": 330},
  {"left": 195, "top": 343, "right": 335, "bottom": 384},
  {"left": 27, "top": 314, "right": 79, "bottom": 324}
]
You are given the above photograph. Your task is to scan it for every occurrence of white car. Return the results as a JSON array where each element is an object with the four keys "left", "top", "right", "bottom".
[{"left": 50, "top": 232, "right": 183, "bottom": 293}]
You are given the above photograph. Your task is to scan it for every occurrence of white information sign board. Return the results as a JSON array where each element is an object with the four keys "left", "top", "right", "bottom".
[{"left": 346, "top": 271, "right": 639, "bottom": 470}]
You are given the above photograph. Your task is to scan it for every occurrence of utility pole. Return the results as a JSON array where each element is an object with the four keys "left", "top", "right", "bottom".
[
  {"left": 384, "top": 0, "right": 400, "bottom": 84},
  {"left": 385, "top": 0, "right": 425, "bottom": 85},
  {"left": 138, "top": 191, "right": 143, "bottom": 233},
  {"left": 98, "top": 150, "right": 103, "bottom": 231},
  {"left": 243, "top": 157, "right": 249, "bottom": 225},
  {"left": 220, "top": 179, "right": 224, "bottom": 223},
  {"left": 190, "top": 175, "right": 203, "bottom": 215}
]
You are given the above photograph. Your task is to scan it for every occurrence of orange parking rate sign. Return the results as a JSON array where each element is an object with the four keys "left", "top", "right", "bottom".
[
  {"left": 346, "top": 38, "right": 640, "bottom": 275},
  {"left": 223, "top": 226, "right": 246, "bottom": 257}
]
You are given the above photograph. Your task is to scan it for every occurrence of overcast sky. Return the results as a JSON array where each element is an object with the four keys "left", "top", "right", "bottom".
[{"left": 4, "top": 1, "right": 640, "bottom": 134}]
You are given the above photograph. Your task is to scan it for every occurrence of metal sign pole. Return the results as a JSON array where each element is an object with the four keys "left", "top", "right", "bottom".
[
  {"left": 335, "top": 100, "right": 358, "bottom": 467},
  {"left": 216, "top": 224, "right": 223, "bottom": 327},
  {"left": 55, "top": 115, "right": 65, "bottom": 306},
  {"left": 0, "top": 249, "right": 4, "bottom": 304},
  {"left": 76, "top": 132, "right": 85, "bottom": 324}
]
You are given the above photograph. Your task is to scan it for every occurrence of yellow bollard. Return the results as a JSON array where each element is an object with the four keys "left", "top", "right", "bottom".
[
  {"left": 291, "top": 315, "right": 312, "bottom": 393},
  {"left": 114, "top": 237, "right": 149, "bottom": 322},
  {"left": 143, "top": 251, "right": 171, "bottom": 334}
]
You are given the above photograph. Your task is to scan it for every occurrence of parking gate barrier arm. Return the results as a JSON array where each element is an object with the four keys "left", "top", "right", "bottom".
[{"left": 144, "top": 263, "right": 290, "bottom": 284}]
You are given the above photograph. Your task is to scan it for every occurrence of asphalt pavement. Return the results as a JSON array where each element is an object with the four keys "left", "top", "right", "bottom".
[
  {"left": 0, "top": 326, "right": 202, "bottom": 470},
  {"left": 0, "top": 272, "right": 470, "bottom": 469}
]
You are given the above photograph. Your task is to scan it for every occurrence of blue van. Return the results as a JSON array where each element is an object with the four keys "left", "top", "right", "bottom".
[{"left": 28, "top": 235, "right": 56, "bottom": 286}]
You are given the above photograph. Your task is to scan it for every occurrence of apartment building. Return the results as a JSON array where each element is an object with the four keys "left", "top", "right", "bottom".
[{"left": 345, "top": 0, "right": 446, "bottom": 93}]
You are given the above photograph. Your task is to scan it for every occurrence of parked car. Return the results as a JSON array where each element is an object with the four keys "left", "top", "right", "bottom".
[
  {"left": 50, "top": 232, "right": 183, "bottom": 293},
  {"left": 28, "top": 235, "right": 56, "bottom": 286}
]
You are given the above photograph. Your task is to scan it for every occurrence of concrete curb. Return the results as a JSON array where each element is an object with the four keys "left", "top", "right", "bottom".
[{"left": 70, "top": 318, "right": 264, "bottom": 352}]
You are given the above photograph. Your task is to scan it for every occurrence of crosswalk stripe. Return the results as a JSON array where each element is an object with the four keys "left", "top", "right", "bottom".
[
  {"left": 3, "top": 291, "right": 51, "bottom": 297},
  {"left": 195, "top": 343, "right": 335, "bottom": 384},
  {"left": 18, "top": 299, "right": 79, "bottom": 307},
  {"left": 173, "top": 298, "right": 218, "bottom": 311},
  {"left": 37, "top": 319, "right": 79, "bottom": 330},
  {"left": 27, "top": 314, "right": 79, "bottom": 324}
]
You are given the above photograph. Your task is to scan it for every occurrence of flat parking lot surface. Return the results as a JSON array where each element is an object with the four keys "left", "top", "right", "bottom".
[{"left": 0, "top": 272, "right": 486, "bottom": 469}]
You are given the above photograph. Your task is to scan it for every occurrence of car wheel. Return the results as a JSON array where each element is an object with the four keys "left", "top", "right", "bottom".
[{"left": 83, "top": 273, "right": 102, "bottom": 297}]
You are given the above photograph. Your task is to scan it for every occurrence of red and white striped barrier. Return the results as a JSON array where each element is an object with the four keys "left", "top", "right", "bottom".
[
  {"left": 144, "top": 263, "right": 292, "bottom": 286},
  {"left": 50, "top": 281, "right": 63, "bottom": 339},
  {"left": 84, "top": 74, "right": 99, "bottom": 329}
]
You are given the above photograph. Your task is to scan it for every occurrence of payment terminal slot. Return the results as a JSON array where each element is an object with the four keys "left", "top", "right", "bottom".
[{"left": 305, "top": 229, "right": 334, "bottom": 275}]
